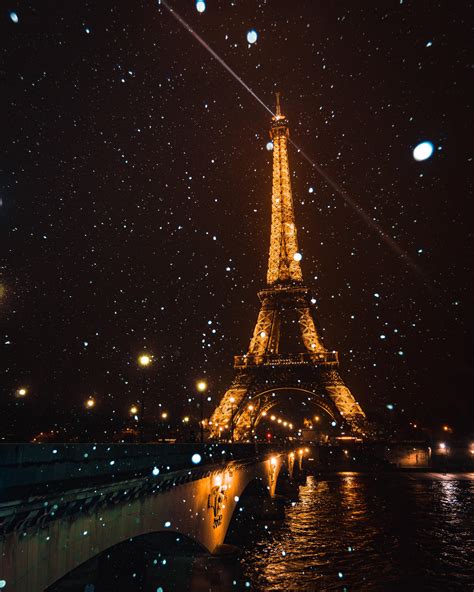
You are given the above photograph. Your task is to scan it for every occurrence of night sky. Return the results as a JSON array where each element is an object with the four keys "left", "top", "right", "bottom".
[{"left": 1, "top": 1, "right": 472, "bottom": 439}]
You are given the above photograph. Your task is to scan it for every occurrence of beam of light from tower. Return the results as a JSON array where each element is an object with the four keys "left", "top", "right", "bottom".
[
  {"left": 288, "top": 139, "right": 423, "bottom": 275},
  {"left": 159, "top": 1, "right": 423, "bottom": 278},
  {"left": 160, "top": 1, "right": 273, "bottom": 118}
]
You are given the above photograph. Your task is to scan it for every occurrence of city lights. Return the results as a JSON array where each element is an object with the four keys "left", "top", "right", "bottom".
[
  {"left": 138, "top": 353, "right": 152, "bottom": 367},
  {"left": 197, "top": 380, "right": 208, "bottom": 443},
  {"left": 197, "top": 380, "right": 207, "bottom": 392},
  {"left": 85, "top": 397, "right": 95, "bottom": 409}
]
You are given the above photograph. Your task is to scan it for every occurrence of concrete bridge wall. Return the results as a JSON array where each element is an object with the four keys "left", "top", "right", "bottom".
[{"left": 0, "top": 444, "right": 297, "bottom": 592}]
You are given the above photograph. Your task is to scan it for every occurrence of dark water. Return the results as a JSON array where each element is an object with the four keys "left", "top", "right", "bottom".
[{"left": 234, "top": 472, "right": 474, "bottom": 591}]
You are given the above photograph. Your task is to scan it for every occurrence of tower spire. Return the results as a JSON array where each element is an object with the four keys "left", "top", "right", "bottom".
[
  {"left": 275, "top": 91, "right": 281, "bottom": 117},
  {"left": 267, "top": 94, "right": 303, "bottom": 285}
]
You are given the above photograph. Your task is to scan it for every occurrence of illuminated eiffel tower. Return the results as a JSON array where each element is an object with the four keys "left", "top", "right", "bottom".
[{"left": 210, "top": 94, "right": 368, "bottom": 440}]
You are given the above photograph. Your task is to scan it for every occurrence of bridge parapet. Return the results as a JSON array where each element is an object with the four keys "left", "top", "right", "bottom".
[
  {"left": 0, "top": 444, "right": 302, "bottom": 591},
  {"left": 0, "top": 443, "right": 281, "bottom": 501}
]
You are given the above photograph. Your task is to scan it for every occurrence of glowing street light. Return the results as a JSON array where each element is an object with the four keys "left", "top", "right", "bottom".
[
  {"left": 197, "top": 380, "right": 207, "bottom": 443},
  {"left": 138, "top": 353, "right": 152, "bottom": 367},
  {"left": 230, "top": 397, "right": 236, "bottom": 443},
  {"left": 197, "top": 380, "right": 207, "bottom": 393},
  {"left": 85, "top": 397, "right": 96, "bottom": 409},
  {"left": 137, "top": 352, "right": 153, "bottom": 442}
]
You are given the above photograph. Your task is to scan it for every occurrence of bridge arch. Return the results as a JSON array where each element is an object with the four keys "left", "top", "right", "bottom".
[
  {"left": 47, "top": 530, "right": 208, "bottom": 591},
  {"left": 1, "top": 453, "right": 290, "bottom": 592}
]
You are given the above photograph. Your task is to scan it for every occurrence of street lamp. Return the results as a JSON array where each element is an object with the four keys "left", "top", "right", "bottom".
[
  {"left": 230, "top": 397, "right": 235, "bottom": 442},
  {"left": 197, "top": 380, "right": 207, "bottom": 443},
  {"left": 138, "top": 354, "right": 152, "bottom": 367},
  {"left": 85, "top": 397, "right": 96, "bottom": 409},
  {"left": 137, "top": 353, "right": 153, "bottom": 441},
  {"left": 248, "top": 404, "right": 258, "bottom": 451}
]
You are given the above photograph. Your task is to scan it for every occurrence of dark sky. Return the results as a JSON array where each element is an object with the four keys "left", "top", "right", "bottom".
[{"left": 1, "top": 1, "right": 472, "bottom": 437}]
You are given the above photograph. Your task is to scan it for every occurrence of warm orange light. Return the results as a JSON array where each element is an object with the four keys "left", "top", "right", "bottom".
[
  {"left": 16, "top": 387, "right": 28, "bottom": 397},
  {"left": 314, "top": 415, "right": 320, "bottom": 422},
  {"left": 85, "top": 397, "right": 95, "bottom": 409},
  {"left": 138, "top": 353, "right": 152, "bottom": 367},
  {"left": 270, "top": 456, "right": 277, "bottom": 466},
  {"left": 161, "top": 412, "right": 168, "bottom": 419},
  {"left": 248, "top": 404, "right": 254, "bottom": 411},
  {"left": 270, "top": 415, "right": 276, "bottom": 421},
  {"left": 130, "top": 405, "right": 139, "bottom": 415},
  {"left": 261, "top": 411, "right": 267, "bottom": 416},
  {"left": 197, "top": 380, "right": 207, "bottom": 392},
  {"left": 298, "top": 449, "right": 304, "bottom": 455},
  {"left": 183, "top": 416, "right": 189, "bottom": 423}
]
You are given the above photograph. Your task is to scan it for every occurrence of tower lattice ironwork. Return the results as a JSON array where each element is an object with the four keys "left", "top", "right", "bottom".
[{"left": 209, "top": 94, "right": 368, "bottom": 440}]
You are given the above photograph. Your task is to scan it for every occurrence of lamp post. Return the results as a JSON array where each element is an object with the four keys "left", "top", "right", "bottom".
[
  {"left": 248, "top": 404, "right": 259, "bottom": 451},
  {"left": 85, "top": 396, "right": 96, "bottom": 409},
  {"left": 230, "top": 397, "right": 235, "bottom": 443},
  {"left": 137, "top": 353, "right": 152, "bottom": 442},
  {"left": 16, "top": 387, "right": 28, "bottom": 398},
  {"left": 196, "top": 380, "right": 207, "bottom": 443}
]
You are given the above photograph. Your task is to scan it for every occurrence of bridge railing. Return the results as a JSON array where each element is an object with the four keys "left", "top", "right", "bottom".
[
  {"left": 234, "top": 351, "right": 338, "bottom": 368},
  {"left": 0, "top": 443, "right": 284, "bottom": 502}
]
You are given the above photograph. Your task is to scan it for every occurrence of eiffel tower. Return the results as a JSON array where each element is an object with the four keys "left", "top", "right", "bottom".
[{"left": 209, "top": 94, "right": 368, "bottom": 440}]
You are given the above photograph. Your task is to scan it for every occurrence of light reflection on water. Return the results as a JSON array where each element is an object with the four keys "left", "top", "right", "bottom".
[{"left": 237, "top": 473, "right": 474, "bottom": 591}]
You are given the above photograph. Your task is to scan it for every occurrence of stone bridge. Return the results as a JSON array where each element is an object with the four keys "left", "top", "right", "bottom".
[{"left": 0, "top": 443, "right": 305, "bottom": 591}]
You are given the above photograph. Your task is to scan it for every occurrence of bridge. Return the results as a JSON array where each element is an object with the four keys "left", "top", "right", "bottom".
[{"left": 0, "top": 443, "right": 306, "bottom": 591}]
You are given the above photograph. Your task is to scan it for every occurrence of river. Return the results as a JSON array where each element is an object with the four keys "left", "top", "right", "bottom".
[{"left": 230, "top": 472, "right": 473, "bottom": 591}]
